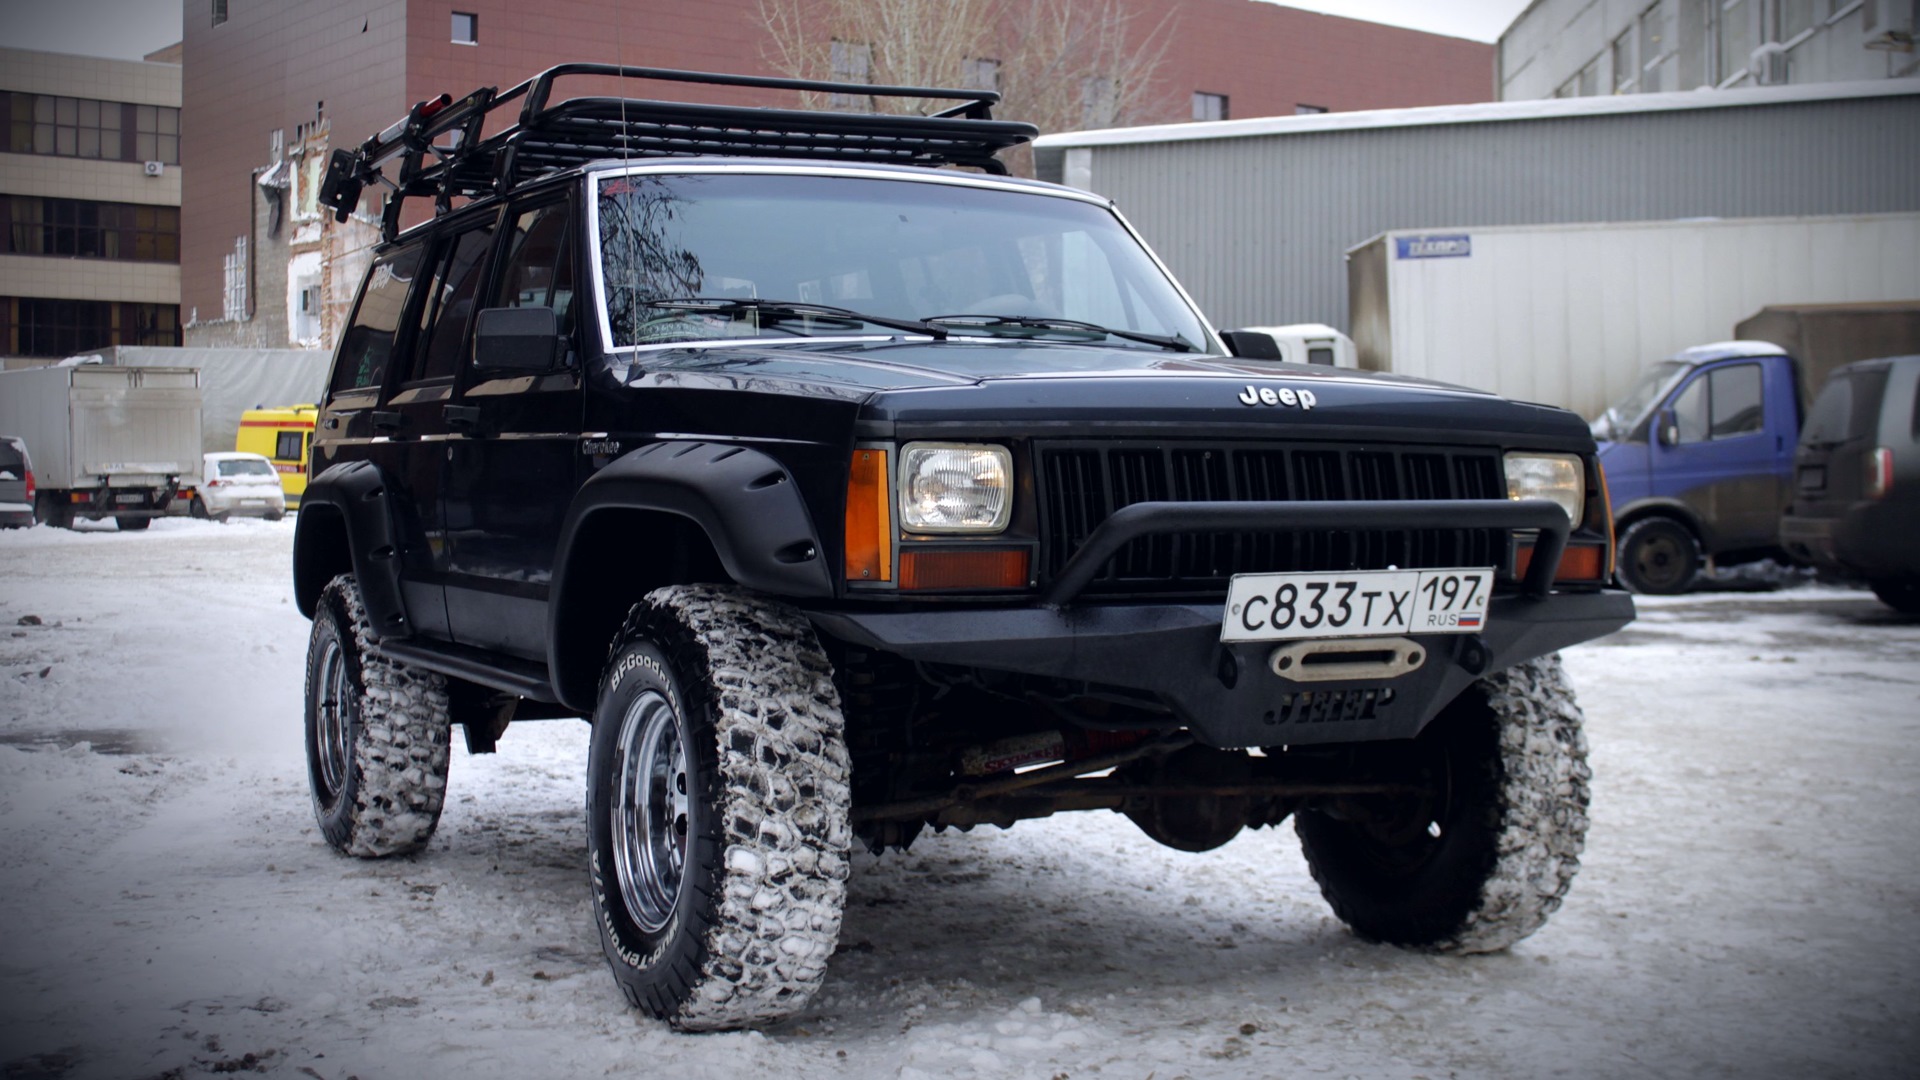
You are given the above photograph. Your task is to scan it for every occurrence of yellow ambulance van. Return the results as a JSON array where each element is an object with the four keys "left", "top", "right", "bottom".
[{"left": 235, "top": 404, "right": 316, "bottom": 508}]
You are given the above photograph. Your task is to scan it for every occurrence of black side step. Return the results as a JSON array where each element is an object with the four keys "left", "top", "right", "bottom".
[{"left": 378, "top": 638, "right": 559, "bottom": 703}]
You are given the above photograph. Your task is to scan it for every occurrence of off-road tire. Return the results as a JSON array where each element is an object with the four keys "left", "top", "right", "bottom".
[
  {"left": 303, "top": 574, "right": 451, "bottom": 856},
  {"left": 1295, "top": 653, "right": 1590, "bottom": 954},
  {"left": 586, "top": 584, "right": 851, "bottom": 1032},
  {"left": 1869, "top": 579, "right": 1920, "bottom": 615},
  {"left": 115, "top": 515, "right": 151, "bottom": 531},
  {"left": 1616, "top": 516, "right": 1699, "bottom": 595}
]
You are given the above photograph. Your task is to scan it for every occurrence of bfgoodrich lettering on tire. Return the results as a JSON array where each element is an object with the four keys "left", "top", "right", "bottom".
[
  {"left": 1295, "top": 653, "right": 1590, "bottom": 954},
  {"left": 586, "top": 584, "right": 852, "bottom": 1031},
  {"left": 303, "top": 574, "right": 451, "bottom": 857}
]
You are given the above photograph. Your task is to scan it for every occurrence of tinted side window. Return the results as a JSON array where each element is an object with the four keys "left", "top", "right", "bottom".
[
  {"left": 1800, "top": 376, "right": 1853, "bottom": 446},
  {"left": 495, "top": 201, "right": 576, "bottom": 329},
  {"left": 410, "top": 222, "right": 497, "bottom": 383},
  {"left": 331, "top": 245, "right": 426, "bottom": 393},
  {"left": 1708, "top": 364, "right": 1764, "bottom": 439},
  {"left": 275, "top": 431, "right": 303, "bottom": 460}
]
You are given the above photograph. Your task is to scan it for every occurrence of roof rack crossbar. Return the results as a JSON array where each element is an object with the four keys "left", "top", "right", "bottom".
[
  {"left": 320, "top": 63, "right": 1037, "bottom": 241},
  {"left": 515, "top": 62, "right": 1002, "bottom": 125}
]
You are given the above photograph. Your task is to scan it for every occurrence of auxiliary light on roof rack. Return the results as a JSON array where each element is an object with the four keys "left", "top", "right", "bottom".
[{"left": 317, "top": 63, "right": 1040, "bottom": 242}]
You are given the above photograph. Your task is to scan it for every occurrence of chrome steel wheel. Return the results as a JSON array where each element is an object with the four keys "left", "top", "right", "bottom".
[
  {"left": 313, "top": 638, "right": 353, "bottom": 799},
  {"left": 611, "top": 689, "right": 690, "bottom": 934}
]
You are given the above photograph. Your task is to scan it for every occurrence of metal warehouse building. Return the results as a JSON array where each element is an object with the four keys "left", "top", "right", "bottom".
[{"left": 1033, "top": 79, "right": 1920, "bottom": 334}]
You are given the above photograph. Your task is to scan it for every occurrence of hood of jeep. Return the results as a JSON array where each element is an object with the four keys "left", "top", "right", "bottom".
[{"left": 614, "top": 340, "right": 1589, "bottom": 445}]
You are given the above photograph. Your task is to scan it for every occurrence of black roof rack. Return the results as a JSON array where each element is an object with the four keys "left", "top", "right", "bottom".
[{"left": 318, "top": 64, "right": 1040, "bottom": 241}]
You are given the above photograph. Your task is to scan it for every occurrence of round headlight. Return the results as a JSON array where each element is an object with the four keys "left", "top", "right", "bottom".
[
  {"left": 899, "top": 443, "right": 1012, "bottom": 533},
  {"left": 1504, "top": 452, "right": 1585, "bottom": 528}
]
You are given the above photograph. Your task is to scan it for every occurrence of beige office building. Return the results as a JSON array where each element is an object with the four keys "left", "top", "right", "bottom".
[{"left": 2, "top": 46, "right": 182, "bottom": 363}]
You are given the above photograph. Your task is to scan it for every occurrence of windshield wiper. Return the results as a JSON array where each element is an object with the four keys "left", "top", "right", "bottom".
[
  {"left": 645, "top": 297, "right": 946, "bottom": 340},
  {"left": 925, "top": 314, "right": 1198, "bottom": 353}
]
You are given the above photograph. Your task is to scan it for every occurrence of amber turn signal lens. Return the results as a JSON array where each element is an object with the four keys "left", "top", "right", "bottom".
[
  {"left": 899, "top": 548, "right": 1030, "bottom": 591},
  {"left": 1515, "top": 541, "right": 1608, "bottom": 584},
  {"left": 844, "top": 448, "right": 891, "bottom": 583}
]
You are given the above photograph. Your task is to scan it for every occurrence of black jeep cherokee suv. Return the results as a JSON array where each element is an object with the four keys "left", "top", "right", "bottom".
[{"left": 295, "top": 65, "right": 1634, "bottom": 1031}]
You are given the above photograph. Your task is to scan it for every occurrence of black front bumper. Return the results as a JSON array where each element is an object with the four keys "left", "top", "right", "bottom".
[{"left": 808, "top": 590, "right": 1633, "bottom": 748}]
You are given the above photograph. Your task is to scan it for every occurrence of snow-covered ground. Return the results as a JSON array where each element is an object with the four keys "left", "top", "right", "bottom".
[{"left": 2, "top": 519, "right": 1917, "bottom": 1079}]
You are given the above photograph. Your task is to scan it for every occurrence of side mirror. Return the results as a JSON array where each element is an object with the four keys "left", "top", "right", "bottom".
[
  {"left": 1656, "top": 409, "right": 1680, "bottom": 448},
  {"left": 1220, "top": 330, "right": 1284, "bottom": 361},
  {"left": 473, "top": 306, "right": 565, "bottom": 375}
]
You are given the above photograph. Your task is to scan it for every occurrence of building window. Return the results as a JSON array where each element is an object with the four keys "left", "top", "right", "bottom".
[
  {"left": 1578, "top": 54, "right": 1604, "bottom": 94},
  {"left": 1613, "top": 30, "right": 1638, "bottom": 91},
  {"left": 1192, "top": 92, "right": 1228, "bottom": 121},
  {"left": 830, "top": 40, "right": 872, "bottom": 110},
  {"left": 1778, "top": 0, "right": 1820, "bottom": 40},
  {"left": 0, "top": 297, "right": 180, "bottom": 357},
  {"left": 213, "top": 0, "right": 227, "bottom": 27},
  {"left": 1639, "top": 1, "right": 1673, "bottom": 92},
  {"left": 223, "top": 237, "right": 248, "bottom": 322},
  {"left": 2, "top": 196, "right": 180, "bottom": 263},
  {"left": 1718, "top": 0, "right": 1758, "bottom": 83},
  {"left": 3, "top": 92, "right": 178, "bottom": 165},
  {"left": 133, "top": 104, "right": 179, "bottom": 165},
  {"left": 962, "top": 58, "right": 1000, "bottom": 93},
  {"left": 1081, "top": 77, "right": 1118, "bottom": 128},
  {"left": 451, "top": 11, "right": 477, "bottom": 44},
  {"left": 1295, "top": 103, "right": 1328, "bottom": 114}
]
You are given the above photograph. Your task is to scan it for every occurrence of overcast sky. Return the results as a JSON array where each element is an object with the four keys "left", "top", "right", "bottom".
[{"left": 0, "top": 0, "right": 1532, "bottom": 61}]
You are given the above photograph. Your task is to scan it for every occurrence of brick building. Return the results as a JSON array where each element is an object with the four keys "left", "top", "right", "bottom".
[
  {"left": 2, "top": 46, "right": 183, "bottom": 362},
  {"left": 181, "top": 0, "right": 1493, "bottom": 350}
]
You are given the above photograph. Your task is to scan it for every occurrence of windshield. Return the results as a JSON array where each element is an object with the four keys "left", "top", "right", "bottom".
[
  {"left": 217, "top": 458, "right": 277, "bottom": 478},
  {"left": 596, "top": 173, "right": 1210, "bottom": 353},
  {"left": 1596, "top": 360, "right": 1690, "bottom": 439}
]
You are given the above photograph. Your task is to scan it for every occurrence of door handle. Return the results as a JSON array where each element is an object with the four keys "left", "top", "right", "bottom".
[
  {"left": 444, "top": 404, "right": 482, "bottom": 432},
  {"left": 371, "top": 410, "right": 403, "bottom": 433}
]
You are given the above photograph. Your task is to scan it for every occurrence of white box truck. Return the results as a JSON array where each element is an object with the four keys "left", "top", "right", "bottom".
[
  {"left": 0, "top": 364, "right": 202, "bottom": 530},
  {"left": 1346, "top": 212, "right": 1920, "bottom": 420}
]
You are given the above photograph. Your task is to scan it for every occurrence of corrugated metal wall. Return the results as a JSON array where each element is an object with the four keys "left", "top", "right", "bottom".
[{"left": 1080, "top": 93, "right": 1920, "bottom": 332}]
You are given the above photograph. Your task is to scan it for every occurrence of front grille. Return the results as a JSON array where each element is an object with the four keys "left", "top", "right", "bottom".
[{"left": 1037, "top": 442, "right": 1505, "bottom": 595}]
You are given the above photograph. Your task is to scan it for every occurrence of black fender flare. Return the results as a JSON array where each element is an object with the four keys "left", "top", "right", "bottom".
[
  {"left": 292, "top": 459, "right": 412, "bottom": 640},
  {"left": 546, "top": 440, "right": 834, "bottom": 707}
]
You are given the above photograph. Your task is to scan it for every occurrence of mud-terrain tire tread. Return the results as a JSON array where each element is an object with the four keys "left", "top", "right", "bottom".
[
  {"left": 1297, "top": 653, "right": 1590, "bottom": 954},
  {"left": 587, "top": 584, "right": 851, "bottom": 1032},
  {"left": 304, "top": 574, "right": 451, "bottom": 857}
]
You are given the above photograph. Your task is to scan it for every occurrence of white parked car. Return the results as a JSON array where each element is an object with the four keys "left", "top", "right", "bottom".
[{"left": 191, "top": 452, "right": 286, "bottom": 522}]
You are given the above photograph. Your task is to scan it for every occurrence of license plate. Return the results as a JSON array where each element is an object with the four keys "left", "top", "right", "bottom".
[
  {"left": 1797, "top": 465, "right": 1825, "bottom": 492},
  {"left": 114, "top": 493, "right": 144, "bottom": 505},
  {"left": 1223, "top": 567, "right": 1493, "bottom": 642}
]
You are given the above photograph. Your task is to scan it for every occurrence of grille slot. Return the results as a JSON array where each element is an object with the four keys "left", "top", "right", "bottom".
[{"left": 1036, "top": 442, "right": 1506, "bottom": 596}]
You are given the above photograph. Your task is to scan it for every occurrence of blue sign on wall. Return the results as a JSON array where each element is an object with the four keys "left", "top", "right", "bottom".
[{"left": 1395, "top": 234, "right": 1472, "bottom": 259}]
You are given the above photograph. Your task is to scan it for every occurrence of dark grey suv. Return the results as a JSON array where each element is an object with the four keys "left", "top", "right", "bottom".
[{"left": 1780, "top": 355, "right": 1920, "bottom": 613}]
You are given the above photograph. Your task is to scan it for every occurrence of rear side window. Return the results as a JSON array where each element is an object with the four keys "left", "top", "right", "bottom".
[
  {"left": 1800, "top": 376, "right": 1853, "bottom": 445},
  {"left": 1805, "top": 368, "right": 1891, "bottom": 446},
  {"left": 332, "top": 245, "right": 427, "bottom": 393},
  {"left": 495, "top": 201, "right": 576, "bottom": 327},
  {"left": 0, "top": 442, "right": 24, "bottom": 470},
  {"left": 410, "top": 223, "right": 498, "bottom": 383}
]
